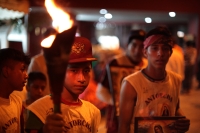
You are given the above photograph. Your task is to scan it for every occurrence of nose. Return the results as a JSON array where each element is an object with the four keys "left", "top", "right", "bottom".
[
  {"left": 157, "top": 48, "right": 164, "bottom": 56},
  {"left": 25, "top": 72, "right": 28, "bottom": 79},
  {"left": 77, "top": 71, "right": 86, "bottom": 83},
  {"left": 38, "top": 88, "right": 43, "bottom": 94}
]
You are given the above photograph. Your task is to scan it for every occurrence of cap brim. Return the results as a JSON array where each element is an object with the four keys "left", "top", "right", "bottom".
[{"left": 68, "top": 58, "right": 97, "bottom": 63}]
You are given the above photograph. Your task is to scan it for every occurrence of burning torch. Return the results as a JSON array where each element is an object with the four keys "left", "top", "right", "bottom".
[{"left": 41, "top": 0, "right": 77, "bottom": 113}]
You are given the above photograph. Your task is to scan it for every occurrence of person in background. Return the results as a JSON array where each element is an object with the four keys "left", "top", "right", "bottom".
[
  {"left": 0, "top": 48, "right": 30, "bottom": 133},
  {"left": 182, "top": 40, "right": 197, "bottom": 94},
  {"left": 118, "top": 26, "right": 190, "bottom": 133},
  {"left": 25, "top": 37, "right": 101, "bottom": 133},
  {"left": 25, "top": 72, "right": 47, "bottom": 106},
  {"left": 23, "top": 71, "right": 47, "bottom": 128},
  {"left": 166, "top": 42, "right": 185, "bottom": 81},
  {"left": 96, "top": 29, "right": 147, "bottom": 133}
]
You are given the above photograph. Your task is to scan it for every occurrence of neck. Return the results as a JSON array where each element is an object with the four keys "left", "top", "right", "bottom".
[
  {"left": 0, "top": 81, "right": 13, "bottom": 99},
  {"left": 61, "top": 87, "right": 79, "bottom": 103},
  {"left": 142, "top": 67, "right": 166, "bottom": 81},
  {"left": 127, "top": 55, "right": 141, "bottom": 65},
  {"left": 26, "top": 99, "right": 35, "bottom": 106}
]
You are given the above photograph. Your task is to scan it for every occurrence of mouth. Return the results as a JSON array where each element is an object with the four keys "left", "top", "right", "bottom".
[{"left": 74, "top": 85, "right": 87, "bottom": 91}]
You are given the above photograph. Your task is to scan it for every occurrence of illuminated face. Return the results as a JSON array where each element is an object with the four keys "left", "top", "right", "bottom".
[
  {"left": 127, "top": 39, "right": 144, "bottom": 63},
  {"left": 144, "top": 43, "right": 171, "bottom": 69},
  {"left": 7, "top": 61, "right": 28, "bottom": 91},
  {"left": 64, "top": 62, "right": 91, "bottom": 96},
  {"left": 28, "top": 79, "right": 46, "bottom": 101}
]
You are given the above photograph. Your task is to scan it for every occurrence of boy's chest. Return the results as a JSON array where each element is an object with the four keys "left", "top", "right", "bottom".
[{"left": 0, "top": 105, "right": 20, "bottom": 133}]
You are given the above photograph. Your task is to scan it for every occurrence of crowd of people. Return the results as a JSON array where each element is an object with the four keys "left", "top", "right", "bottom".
[{"left": 1, "top": 25, "right": 199, "bottom": 133}]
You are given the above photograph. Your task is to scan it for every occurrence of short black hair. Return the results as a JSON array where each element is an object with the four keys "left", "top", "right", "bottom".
[
  {"left": 127, "top": 29, "right": 146, "bottom": 44},
  {"left": 27, "top": 72, "right": 47, "bottom": 86},
  {"left": 0, "top": 48, "right": 30, "bottom": 70}
]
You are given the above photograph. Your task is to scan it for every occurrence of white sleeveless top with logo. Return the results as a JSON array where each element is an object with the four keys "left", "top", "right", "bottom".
[
  {"left": 0, "top": 93, "right": 22, "bottom": 133},
  {"left": 123, "top": 70, "right": 182, "bottom": 133},
  {"left": 27, "top": 95, "right": 101, "bottom": 133}
]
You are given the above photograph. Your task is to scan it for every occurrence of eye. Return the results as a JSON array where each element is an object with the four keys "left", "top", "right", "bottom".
[
  {"left": 21, "top": 67, "right": 26, "bottom": 72},
  {"left": 84, "top": 69, "right": 91, "bottom": 73},
  {"left": 151, "top": 46, "right": 158, "bottom": 50},
  {"left": 71, "top": 69, "right": 78, "bottom": 73},
  {"left": 163, "top": 46, "right": 170, "bottom": 51}
]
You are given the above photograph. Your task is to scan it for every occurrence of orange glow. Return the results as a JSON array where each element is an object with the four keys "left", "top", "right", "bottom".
[{"left": 42, "top": 0, "right": 74, "bottom": 48}]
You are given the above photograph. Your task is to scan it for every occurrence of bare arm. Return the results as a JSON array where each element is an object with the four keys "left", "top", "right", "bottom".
[{"left": 118, "top": 80, "right": 137, "bottom": 133}]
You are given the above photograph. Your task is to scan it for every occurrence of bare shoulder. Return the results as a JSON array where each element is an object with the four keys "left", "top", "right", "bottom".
[{"left": 120, "top": 80, "right": 137, "bottom": 101}]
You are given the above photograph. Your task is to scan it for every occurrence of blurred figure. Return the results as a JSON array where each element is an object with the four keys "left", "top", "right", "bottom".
[
  {"left": 27, "top": 51, "right": 50, "bottom": 95},
  {"left": 96, "top": 29, "right": 147, "bottom": 133},
  {"left": 23, "top": 72, "right": 47, "bottom": 130},
  {"left": 182, "top": 41, "right": 197, "bottom": 94},
  {"left": 166, "top": 43, "right": 185, "bottom": 80},
  {"left": 25, "top": 72, "right": 47, "bottom": 106}
]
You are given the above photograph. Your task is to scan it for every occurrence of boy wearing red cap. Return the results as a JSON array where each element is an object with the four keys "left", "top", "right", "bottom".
[
  {"left": 25, "top": 37, "right": 101, "bottom": 133},
  {"left": 118, "top": 26, "right": 190, "bottom": 133}
]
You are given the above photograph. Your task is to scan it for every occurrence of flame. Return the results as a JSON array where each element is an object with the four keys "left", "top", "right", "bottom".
[
  {"left": 42, "top": 0, "right": 74, "bottom": 48},
  {"left": 41, "top": 35, "right": 56, "bottom": 48}
]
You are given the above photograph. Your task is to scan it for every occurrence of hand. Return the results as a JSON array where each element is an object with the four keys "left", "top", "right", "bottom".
[
  {"left": 43, "top": 113, "right": 67, "bottom": 133},
  {"left": 175, "top": 118, "right": 190, "bottom": 133}
]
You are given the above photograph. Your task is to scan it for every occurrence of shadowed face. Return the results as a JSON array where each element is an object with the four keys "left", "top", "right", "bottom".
[
  {"left": 6, "top": 60, "right": 28, "bottom": 91},
  {"left": 127, "top": 39, "right": 144, "bottom": 63},
  {"left": 144, "top": 43, "right": 172, "bottom": 70},
  {"left": 27, "top": 79, "right": 46, "bottom": 101}
]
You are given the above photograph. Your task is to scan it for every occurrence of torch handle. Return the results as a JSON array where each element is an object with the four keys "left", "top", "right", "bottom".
[
  {"left": 54, "top": 104, "right": 61, "bottom": 113},
  {"left": 53, "top": 94, "right": 62, "bottom": 113}
]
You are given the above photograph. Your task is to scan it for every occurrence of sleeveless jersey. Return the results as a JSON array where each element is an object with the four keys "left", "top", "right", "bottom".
[
  {"left": 124, "top": 70, "right": 182, "bottom": 133},
  {"left": 27, "top": 95, "right": 101, "bottom": 133},
  {"left": 0, "top": 93, "right": 22, "bottom": 133}
]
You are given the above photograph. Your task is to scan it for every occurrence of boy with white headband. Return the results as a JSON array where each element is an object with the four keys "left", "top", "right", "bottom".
[{"left": 118, "top": 26, "right": 190, "bottom": 133}]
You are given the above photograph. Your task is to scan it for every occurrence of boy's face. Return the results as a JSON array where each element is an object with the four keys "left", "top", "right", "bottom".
[
  {"left": 27, "top": 79, "right": 46, "bottom": 101},
  {"left": 6, "top": 61, "right": 28, "bottom": 91},
  {"left": 127, "top": 39, "right": 144, "bottom": 63},
  {"left": 63, "top": 62, "right": 91, "bottom": 96},
  {"left": 144, "top": 43, "right": 172, "bottom": 69}
]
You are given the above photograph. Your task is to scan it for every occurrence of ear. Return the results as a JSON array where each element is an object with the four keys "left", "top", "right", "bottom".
[
  {"left": 2, "top": 67, "right": 10, "bottom": 78},
  {"left": 143, "top": 48, "right": 147, "bottom": 58}
]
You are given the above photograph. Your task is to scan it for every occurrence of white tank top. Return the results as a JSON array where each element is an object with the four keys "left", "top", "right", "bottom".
[{"left": 124, "top": 70, "right": 182, "bottom": 133}]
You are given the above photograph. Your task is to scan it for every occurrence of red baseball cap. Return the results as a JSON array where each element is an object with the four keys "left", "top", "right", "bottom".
[{"left": 68, "top": 37, "right": 97, "bottom": 63}]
